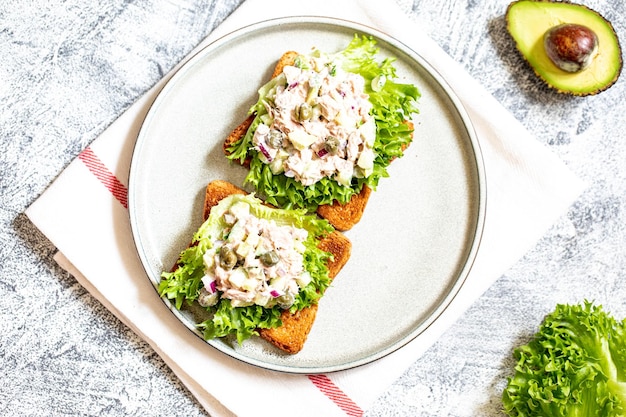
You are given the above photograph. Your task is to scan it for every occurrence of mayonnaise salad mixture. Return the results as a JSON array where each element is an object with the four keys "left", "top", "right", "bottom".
[
  {"left": 252, "top": 53, "right": 377, "bottom": 187},
  {"left": 197, "top": 199, "right": 312, "bottom": 309}
]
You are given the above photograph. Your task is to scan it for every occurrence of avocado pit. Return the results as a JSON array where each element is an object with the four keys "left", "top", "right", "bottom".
[{"left": 544, "top": 23, "right": 599, "bottom": 73}]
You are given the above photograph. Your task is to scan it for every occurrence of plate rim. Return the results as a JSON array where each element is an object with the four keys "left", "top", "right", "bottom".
[{"left": 128, "top": 15, "right": 487, "bottom": 374}]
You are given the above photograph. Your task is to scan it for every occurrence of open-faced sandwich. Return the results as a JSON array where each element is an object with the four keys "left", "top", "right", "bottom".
[
  {"left": 224, "top": 35, "right": 420, "bottom": 230},
  {"left": 158, "top": 180, "right": 351, "bottom": 354}
]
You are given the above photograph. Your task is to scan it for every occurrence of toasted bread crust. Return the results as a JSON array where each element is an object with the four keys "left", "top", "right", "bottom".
[
  {"left": 271, "top": 50, "right": 299, "bottom": 78},
  {"left": 317, "top": 230, "right": 351, "bottom": 279},
  {"left": 202, "top": 179, "right": 247, "bottom": 220},
  {"left": 259, "top": 305, "right": 318, "bottom": 354},
  {"left": 224, "top": 51, "right": 413, "bottom": 231},
  {"left": 316, "top": 185, "right": 372, "bottom": 231},
  {"left": 203, "top": 180, "right": 351, "bottom": 353}
]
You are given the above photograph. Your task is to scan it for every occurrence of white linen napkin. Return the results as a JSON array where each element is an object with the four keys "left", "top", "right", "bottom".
[{"left": 26, "top": 0, "right": 586, "bottom": 415}]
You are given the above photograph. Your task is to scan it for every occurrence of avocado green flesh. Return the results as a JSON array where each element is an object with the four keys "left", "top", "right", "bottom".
[{"left": 507, "top": 0, "right": 622, "bottom": 95}]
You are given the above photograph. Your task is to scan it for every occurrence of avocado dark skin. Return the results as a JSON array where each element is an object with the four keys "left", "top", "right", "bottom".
[{"left": 506, "top": 0, "right": 622, "bottom": 96}]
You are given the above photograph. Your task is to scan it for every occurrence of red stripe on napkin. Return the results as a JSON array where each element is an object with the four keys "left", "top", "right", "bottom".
[
  {"left": 78, "top": 147, "right": 128, "bottom": 209},
  {"left": 308, "top": 374, "right": 363, "bottom": 416},
  {"left": 77, "top": 147, "right": 361, "bottom": 415}
]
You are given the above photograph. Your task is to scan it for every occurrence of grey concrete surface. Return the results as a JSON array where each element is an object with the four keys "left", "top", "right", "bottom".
[{"left": 1, "top": 0, "right": 625, "bottom": 415}]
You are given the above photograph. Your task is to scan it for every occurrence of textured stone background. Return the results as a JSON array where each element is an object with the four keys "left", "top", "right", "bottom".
[{"left": 1, "top": 0, "right": 625, "bottom": 415}]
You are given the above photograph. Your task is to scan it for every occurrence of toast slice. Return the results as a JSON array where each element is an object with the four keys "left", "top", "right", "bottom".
[
  {"left": 202, "top": 180, "right": 351, "bottom": 353},
  {"left": 223, "top": 51, "right": 378, "bottom": 231},
  {"left": 224, "top": 51, "right": 415, "bottom": 231}
]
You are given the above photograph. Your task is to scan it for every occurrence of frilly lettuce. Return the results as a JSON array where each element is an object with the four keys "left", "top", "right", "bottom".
[
  {"left": 158, "top": 194, "right": 334, "bottom": 345},
  {"left": 502, "top": 301, "right": 626, "bottom": 416},
  {"left": 227, "top": 34, "right": 420, "bottom": 211}
]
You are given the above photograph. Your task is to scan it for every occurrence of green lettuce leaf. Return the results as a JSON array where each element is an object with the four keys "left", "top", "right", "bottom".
[
  {"left": 158, "top": 193, "right": 334, "bottom": 345},
  {"left": 502, "top": 301, "right": 626, "bottom": 416},
  {"left": 226, "top": 34, "right": 420, "bottom": 211}
]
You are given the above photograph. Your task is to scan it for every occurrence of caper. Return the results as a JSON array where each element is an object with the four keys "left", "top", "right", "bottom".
[
  {"left": 295, "top": 103, "right": 313, "bottom": 122},
  {"left": 277, "top": 292, "right": 295, "bottom": 309},
  {"left": 219, "top": 246, "right": 237, "bottom": 269},
  {"left": 197, "top": 287, "right": 218, "bottom": 307},
  {"left": 268, "top": 129, "right": 284, "bottom": 148},
  {"left": 259, "top": 250, "right": 280, "bottom": 266},
  {"left": 324, "top": 136, "right": 340, "bottom": 154}
]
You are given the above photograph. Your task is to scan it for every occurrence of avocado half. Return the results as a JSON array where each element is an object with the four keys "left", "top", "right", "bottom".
[{"left": 506, "top": 0, "right": 622, "bottom": 96}]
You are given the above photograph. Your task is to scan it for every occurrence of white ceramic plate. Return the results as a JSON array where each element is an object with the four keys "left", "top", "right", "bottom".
[{"left": 128, "top": 17, "right": 485, "bottom": 374}]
